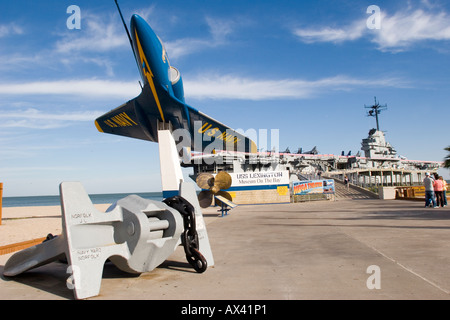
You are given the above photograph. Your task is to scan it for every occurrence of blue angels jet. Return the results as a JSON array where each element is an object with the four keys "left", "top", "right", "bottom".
[{"left": 95, "top": 2, "right": 257, "bottom": 154}]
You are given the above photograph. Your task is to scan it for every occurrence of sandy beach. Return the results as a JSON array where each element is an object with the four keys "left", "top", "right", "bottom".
[{"left": 0, "top": 204, "right": 111, "bottom": 247}]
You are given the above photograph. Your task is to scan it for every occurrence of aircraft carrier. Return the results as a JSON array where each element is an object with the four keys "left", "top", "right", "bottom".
[{"left": 183, "top": 99, "right": 442, "bottom": 205}]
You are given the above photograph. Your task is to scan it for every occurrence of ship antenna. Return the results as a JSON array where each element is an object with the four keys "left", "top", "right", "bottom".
[
  {"left": 365, "top": 96, "right": 387, "bottom": 131},
  {"left": 114, "top": 0, "right": 141, "bottom": 87}
]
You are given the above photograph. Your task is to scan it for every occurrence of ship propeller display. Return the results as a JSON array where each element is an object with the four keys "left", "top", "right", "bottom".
[{"left": 196, "top": 171, "right": 232, "bottom": 208}]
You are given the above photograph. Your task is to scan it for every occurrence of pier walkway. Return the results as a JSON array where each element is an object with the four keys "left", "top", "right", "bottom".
[
  {"left": 333, "top": 179, "right": 376, "bottom": 200},
  {"left": 1, "top": 198, "right": 449, "bottom": 300}
]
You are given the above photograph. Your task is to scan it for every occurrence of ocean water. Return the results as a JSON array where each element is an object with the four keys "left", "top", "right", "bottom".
[{"left": 2, "top": 192, "right": 163, "bottom": 208}]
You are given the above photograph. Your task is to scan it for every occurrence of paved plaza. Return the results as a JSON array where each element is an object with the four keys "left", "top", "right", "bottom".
[{"left": 1, "top": 198, "right": 449, "bottom": 300}]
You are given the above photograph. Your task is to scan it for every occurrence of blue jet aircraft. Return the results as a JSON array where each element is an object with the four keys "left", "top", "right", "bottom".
[{"left": 95, "top": 4, "right": 257, "bottom": 154}]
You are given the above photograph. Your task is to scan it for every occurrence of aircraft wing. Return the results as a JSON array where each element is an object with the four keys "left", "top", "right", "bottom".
[
  {"left": 186, "top": 106, "right": 257, "bottom": 154},
  {"left": 95, "top": 85, "right": 156, "bottom": 142},
  {"left": 95, "top": 82, "right": 257, "bottom": 153}
]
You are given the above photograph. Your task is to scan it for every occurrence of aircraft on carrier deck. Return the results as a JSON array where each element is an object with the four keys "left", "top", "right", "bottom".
[{"left": 94, "top": 2, "right": 257, "bottom": 155}]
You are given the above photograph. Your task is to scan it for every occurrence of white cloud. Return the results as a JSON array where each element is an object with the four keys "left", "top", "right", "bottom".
[
  {"left": 0, "top": 23, "right": 23, "bottom": 38},
  {"left": 165, "top": 17, "right": 236, "bottom": 58},
  {"left": 293, "top": 20, "right": 366, "bottom": 44},
  {"left": 0, "top": 108, "right": 104, "bottom": 129},
  {"left": 184, "top": 74, "right": 409, "bottom": 100},
  {"left": 205, "top": 16, "right": 234, "bottom": 41},
  {"left": 293, "top": 6, "right": 450, "bottom": 51},
  {"left": 0, "top": 79, "right": 141, "bottom": 129},
  {"left": 0, "top": 72, "right": 408, "bottom": 104},
  {"left": 132, "top": 5, "right": 156, "bottom": 23},
  {"left": 55, "top": 13, "right": 128, "bottom": 53},
  {"left": 0, "top": 15, "right": 126, "bottom": 75},
  {"left": 0, "top": 108, "right": 101, "bottom": 121},
  {"left": 0, "top": 53, "right": 46, "bottom": 72},
  {"left": 374, "top": 9, "right": 450, "bottom": 51},
  {"left": 0, "top": 79, "right": 140, "bottom": 98}
]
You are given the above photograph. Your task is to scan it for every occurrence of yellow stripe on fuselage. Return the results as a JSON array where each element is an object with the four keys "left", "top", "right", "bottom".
[
  {"left": 250, "top": 141, "right": 258, "bottom": 154},
  {"left": 134, "top": 30, "right": 165, "bottom": 122}
]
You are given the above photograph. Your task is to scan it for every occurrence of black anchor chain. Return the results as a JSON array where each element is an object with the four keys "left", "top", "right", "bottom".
[{"left": 163, "top": 195, "right": 207, "bottom": 273}]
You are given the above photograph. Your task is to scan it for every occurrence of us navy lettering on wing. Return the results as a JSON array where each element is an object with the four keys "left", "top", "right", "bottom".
[
  {"left": 103, "top": 112, "right": 138, "bottom": 128},
  {"left": 198, "top": 122, "right": 241, "bottom": 144}
]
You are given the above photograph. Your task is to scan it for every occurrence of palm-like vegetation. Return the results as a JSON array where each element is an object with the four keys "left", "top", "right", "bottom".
[{"left": 445, "top": 146, "right": 450, "bottom": 168}]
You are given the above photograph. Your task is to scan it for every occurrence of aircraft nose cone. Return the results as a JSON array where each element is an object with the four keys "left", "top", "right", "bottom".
[
  {"left": 130, "top": 14, "right": 159, "bottom": 46},
  {"left": 130, "top": 14, "right": 146, "bottom": 32}
]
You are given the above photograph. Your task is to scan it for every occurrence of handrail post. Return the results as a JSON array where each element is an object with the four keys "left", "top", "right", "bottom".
[{"left": 0, "top": 183, "right": 3, "bottom": 225}]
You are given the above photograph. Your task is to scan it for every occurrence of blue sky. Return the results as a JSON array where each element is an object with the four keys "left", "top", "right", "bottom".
[{"left": 0, "top": 0, "right": 449, "bottom": 197}]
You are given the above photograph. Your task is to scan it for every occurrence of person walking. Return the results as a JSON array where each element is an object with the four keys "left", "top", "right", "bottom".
[
  {"left": 441, "top": 176, "right": 447, "bottom": 207},
  {"left": 434, "top": 176, "right": 445, "bottom": 208},
  {"left": 424, "top": 172, "right": 437, "bottom": 208}
]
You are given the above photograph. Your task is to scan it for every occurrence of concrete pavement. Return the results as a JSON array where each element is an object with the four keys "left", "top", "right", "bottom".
[{"left": 1, "top": 198, "right": 449, "bottom": 300}]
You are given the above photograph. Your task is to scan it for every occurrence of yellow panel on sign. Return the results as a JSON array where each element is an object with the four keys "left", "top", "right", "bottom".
[{"left": 277, "top": 186, "right": 288, "bottom": 196}]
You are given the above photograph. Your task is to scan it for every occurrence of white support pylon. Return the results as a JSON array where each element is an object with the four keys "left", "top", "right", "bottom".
[
  {"left": 158, "top": 129, "right": 214, "bottom": 267},
  {"left": 158, "top": 129, "right": 184, "bottom": 198}
]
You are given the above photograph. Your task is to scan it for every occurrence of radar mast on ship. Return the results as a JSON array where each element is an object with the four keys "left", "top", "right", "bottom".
[
  {"left": 365, "top": 96, "right": 387, "bottom": 131},
  {"left": 361, "top": 97, "right": 397, "bottom": 158}
]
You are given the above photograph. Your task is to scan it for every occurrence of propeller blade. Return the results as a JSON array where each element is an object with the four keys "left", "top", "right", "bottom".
[
  {"left": 198, "top": 190, "right": 213, "bottom": 208},
  {"left": 214, "top": 171, "right": 232, "bottom": 190},
  {"left": 196, "top": 173, "right": 214, "bottom": 190}
]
